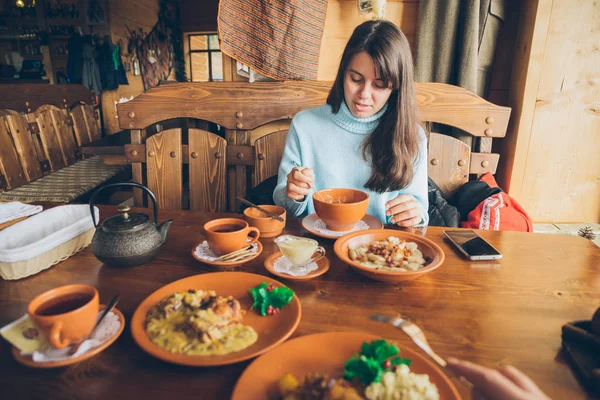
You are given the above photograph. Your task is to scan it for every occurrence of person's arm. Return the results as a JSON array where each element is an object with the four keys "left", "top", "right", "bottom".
[
  {"left": 448, "top": 358, "right": 550, "bottom": 400},
  {"left": 273, "top": 120, "right": 310, "bottom": 216}
]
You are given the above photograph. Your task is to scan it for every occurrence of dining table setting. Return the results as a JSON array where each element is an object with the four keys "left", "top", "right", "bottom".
[{"left": 0, "top": 189, "right": 599, "bottom": 400}]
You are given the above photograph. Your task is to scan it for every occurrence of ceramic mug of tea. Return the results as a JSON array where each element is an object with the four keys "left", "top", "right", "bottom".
[
  {"left": 27, "top": 284, "right": 99, "bottom": 349},
  {"left": 204, "top": 218, "right": 261, "bottom": 256},
  {"left": 274, "top": 235, "right": 326, "bottom": 272}
]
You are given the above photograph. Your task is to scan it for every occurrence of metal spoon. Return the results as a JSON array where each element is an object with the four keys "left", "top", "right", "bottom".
[
  {"left": 68, "top": 294, "right": 120, "bottom": 356},
  {"left": 292, "top": 162, "right": 326, "bottom": 202}
]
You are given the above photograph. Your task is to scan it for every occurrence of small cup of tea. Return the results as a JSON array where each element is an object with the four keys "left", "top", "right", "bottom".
[
  {"left": 274, "top": 235, "right": 326, "bottom": 272},
  {"left": 204, "top": 218, "right": 261, "bottom": 256},
  {"left": 27, "top": 284, "right": 99, "bottom": 349}
]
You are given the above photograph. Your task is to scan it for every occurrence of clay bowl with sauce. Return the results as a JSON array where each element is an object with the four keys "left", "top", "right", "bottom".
[
  {"left": 313, "top": 188, "right": 369, "bottom": 231},
  {"left": 243, "top": 205, "right": 286, "bottom": 238},
  {"left": 334, "top": 229, "right": 445, "bottom": 284}
]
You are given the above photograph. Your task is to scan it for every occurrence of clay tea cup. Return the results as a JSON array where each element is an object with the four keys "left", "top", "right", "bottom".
[
  {"left": 27, "top": 284, "right": 100, "bottom": 349},
  {"left": 204, "top": 218, "right": 261, "bottom": 256}
]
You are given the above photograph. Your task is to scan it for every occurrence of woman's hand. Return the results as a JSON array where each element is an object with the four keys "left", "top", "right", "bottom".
[
  {"left": 286, "top": 166, "right": 315, "bottom": 201},
  {"left": 385, "top": 194, "right": 422, "bottom": 226},
  {"left": 448, "top": 358, "right": 550, "bottom": 400}
]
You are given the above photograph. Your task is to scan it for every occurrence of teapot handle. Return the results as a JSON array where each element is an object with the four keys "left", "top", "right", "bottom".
[{"left": 89, "top": 183, "right": 159, "bottom": 228}]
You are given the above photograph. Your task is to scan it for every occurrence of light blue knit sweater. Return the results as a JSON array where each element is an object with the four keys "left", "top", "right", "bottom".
[{"left": 273, "top": 101, "right": 429, "bottom": 225}]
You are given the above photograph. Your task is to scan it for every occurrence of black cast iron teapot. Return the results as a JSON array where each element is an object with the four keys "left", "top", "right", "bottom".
[{"left": 89, "top": 183, "right": 173, "bottom": 267}]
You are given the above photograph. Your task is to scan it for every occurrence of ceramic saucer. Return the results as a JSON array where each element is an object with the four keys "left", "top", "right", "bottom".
[
  {"left": 192, "top": 241, "right": 263, "bottom": 268},
  {"left": 12, "top": 306, "right": 125, "bottom": 369},
  {"left": 264, "top": 252, "right": 330, "bottom": 281},
  {"left": 301, "top": 213, "right": 383, "bottom": 239}
]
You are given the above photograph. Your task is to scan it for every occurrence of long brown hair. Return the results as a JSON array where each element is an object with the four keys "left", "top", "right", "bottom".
[{"left": 327, "top": 20, "right": 420, "bottom": 193}]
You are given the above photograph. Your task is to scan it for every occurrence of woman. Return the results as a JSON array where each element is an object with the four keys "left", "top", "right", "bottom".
[{"left": 273, "top": 20, "right": 428, "bottom": 227}]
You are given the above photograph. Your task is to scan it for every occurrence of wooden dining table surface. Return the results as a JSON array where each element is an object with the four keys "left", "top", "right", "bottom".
[{"left": 0, "top": 205, "right": 598, "bottom": 400}]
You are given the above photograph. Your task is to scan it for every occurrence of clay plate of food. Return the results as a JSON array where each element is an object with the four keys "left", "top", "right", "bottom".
[
  {"left": 232, "top": 331, "right": 460, "bottom": 400},
  {"left": 334, "top": 229, "right": 445, "bottom": 283},
  {"left": 130, "top": 272, "right": 301, "bottom": 366}
]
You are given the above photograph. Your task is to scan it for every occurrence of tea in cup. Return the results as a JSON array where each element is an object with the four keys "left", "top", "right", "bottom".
[
  {"left": 274, "top": 235, "right": 325, "bottom": 272},
  {"left": 204, "top": 218, "right": 260, "bottom": 256},
  {"left": 27, "top": 284, "right": 99, "bottom": 349}
]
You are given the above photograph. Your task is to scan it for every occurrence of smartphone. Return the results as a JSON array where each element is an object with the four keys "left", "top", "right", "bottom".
[{"left": 443, "top": 230, "right": 502, "bottom": 261}]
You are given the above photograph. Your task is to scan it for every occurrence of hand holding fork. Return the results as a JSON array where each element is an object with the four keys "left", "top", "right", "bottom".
[
  {"left": 370, "top": 315, "right": 550, "bottom": 400},
  {"left": 370, "top": 315, "right": 473, "bottom": 389}
]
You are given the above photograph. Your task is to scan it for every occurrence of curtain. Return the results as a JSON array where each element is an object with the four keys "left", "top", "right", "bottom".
[{"left": 415, "top": 0, "right": 506, "bottom": 146}]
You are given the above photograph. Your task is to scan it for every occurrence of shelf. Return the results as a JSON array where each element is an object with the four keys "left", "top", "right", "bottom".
[
  {"left": 46, "top": 18, "right": 81, "bottom": 24},
  {"left": 0, "top": 37, "right": 39, "bottom": 41},
  {"left": 23, "top": 55, "right": 44, "bottom": 60},
  {"left": 50, "top": 35, "right": 71, "bottom": 39}
]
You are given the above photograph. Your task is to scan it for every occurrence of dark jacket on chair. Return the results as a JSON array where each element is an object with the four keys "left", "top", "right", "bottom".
[{"left": 427, "top": 178, "right": 460, "bottom": 227}]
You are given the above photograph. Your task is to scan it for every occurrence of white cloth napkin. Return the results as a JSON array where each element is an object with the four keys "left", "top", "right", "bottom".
[
  {"left": 24, "top": 311, "right": 121, "bottom": 363},
  {"left": 0, "top": 202, "right": 43, "bottom": 225}
]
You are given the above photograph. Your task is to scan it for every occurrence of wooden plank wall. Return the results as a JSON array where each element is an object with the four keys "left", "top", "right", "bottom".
[
  {"left": 497, "top": 0, "right": 600, "bottom": 223},
  {"left": 318, "top": 0, "right": 419, "bottom": 80},
  {"left": 101, "top": 0, "right": 160, "bottom": 134}
]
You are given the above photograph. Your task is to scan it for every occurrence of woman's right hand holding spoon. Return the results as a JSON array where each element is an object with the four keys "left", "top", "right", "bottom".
[{"left": 286, "top": 165, "right": 315, "bottom": 201}]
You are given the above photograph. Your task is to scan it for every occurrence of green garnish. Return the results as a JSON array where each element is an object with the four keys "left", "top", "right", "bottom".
[
  {"left": 249, "top": 282, "right": 294, "bottom": 316},
  {"left": 343, "top": 339, "right": 412, "bottom": 384}
]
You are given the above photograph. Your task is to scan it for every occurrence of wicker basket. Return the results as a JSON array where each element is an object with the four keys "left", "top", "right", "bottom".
[
  {"left": 0, "top": 228, "right": 95, "bottom": 280},
  {"left": 0, "top": 205, "right": 98, "bottom": 281}
]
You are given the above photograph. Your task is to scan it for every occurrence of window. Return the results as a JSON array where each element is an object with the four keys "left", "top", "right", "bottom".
[{"left": 188, "top": 33, "right": 222, "bottom": 82}]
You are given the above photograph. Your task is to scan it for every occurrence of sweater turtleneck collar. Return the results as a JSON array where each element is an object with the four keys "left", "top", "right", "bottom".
[{"left": 331, "top": 100, "right": 388, "bottom": 135}]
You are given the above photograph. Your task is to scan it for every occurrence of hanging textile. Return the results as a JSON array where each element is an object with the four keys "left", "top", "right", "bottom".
[
  {"left": 414, "top": 0, "right": 505, "bottom": 97},
  {"left": 81, "top": 37, "right": 102, "bottom": 94},
  {"left": 414, "top": 0, "right": 505, "bottom": 146},
  {"left": 218, "top": 0, "right": 328, "bottom": 80},
  {"left": 97, "top": 36, "right": 129, "bottom": 91}
]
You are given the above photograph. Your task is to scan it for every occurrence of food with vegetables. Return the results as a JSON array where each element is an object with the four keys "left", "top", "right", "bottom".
[
  {"left": 349, "top": 237, "right": 426, "bottom": 271},
  {"left": 276, "top": 339, "right": 439, "bottom": 400},
  {"left": 249, "top": 282, "right": 295, "bottom": 316},
  {"left": 145, "top": 289, "right": 257, "bottom": 355}
]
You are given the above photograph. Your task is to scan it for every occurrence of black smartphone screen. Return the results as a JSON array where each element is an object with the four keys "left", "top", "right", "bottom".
[{"left": 445, "top": 231, "right": 501, "bottom": 256}]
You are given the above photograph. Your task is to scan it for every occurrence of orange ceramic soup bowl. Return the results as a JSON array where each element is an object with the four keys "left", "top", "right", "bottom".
[
  {"left": 313, "top": 188, "right": 369, "bottom": 231},
  {"left": 243, "top": 205, "right": 287, "bottom": 238}
]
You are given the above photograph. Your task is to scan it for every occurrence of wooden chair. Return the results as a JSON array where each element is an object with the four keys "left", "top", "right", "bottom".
[
  {"left": 0, "top": 105, "right": 129, "bottom": 203},
  {"left": 117, "top": 81, "right": 510, "bottom": 211},
  {"left": 0, "top": 118, "right": 27, "bottom": 191}
]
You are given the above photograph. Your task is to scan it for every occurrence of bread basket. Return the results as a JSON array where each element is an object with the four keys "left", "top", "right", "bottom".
[{"left": 0, "top": 205, "right": 99, "bottom": 280}]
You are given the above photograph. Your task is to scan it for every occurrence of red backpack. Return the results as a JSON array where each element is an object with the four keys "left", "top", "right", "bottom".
[{"left": 461, "top": 173, "right": 533, "bottom": 232}]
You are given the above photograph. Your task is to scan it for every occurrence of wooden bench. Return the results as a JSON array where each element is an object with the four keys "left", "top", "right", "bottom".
[
  {"left": 111, "top": 81, "right": 510, "bottom": 212},
  {"left": 0, "top": 84, "right": 130, "bottom": 203}
]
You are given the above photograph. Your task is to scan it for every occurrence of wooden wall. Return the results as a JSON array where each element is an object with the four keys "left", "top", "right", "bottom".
[
  {"left": 318, "top": 0, "right": 419, "bottom": 80},
  {"left": 496, "top": 0, "right": 600, "bottom": 223},
  {"left": 101, "top": 0, "right": 159, "bottom": 134}
]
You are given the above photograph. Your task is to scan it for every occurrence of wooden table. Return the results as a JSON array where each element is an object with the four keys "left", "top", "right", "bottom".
[{"left": 1, "top": 206, "right": 598, "bottom": 399}]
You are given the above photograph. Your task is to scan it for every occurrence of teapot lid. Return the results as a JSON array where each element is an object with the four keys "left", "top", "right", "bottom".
[{"left": 102, "top": 206, "right": 149, "bottom": 232}]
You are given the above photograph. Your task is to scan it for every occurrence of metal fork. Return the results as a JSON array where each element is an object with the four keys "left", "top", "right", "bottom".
[
  {"left": 370, "top": 314, "right": 473, "bottom": 389},
  {"left": 370, "top": 315, "right": 447, "bottom": 367}
]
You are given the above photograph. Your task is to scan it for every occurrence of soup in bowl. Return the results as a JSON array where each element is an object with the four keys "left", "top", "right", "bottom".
[{"left": 313, "top": 188, "right": 369, "bottom": 231}]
